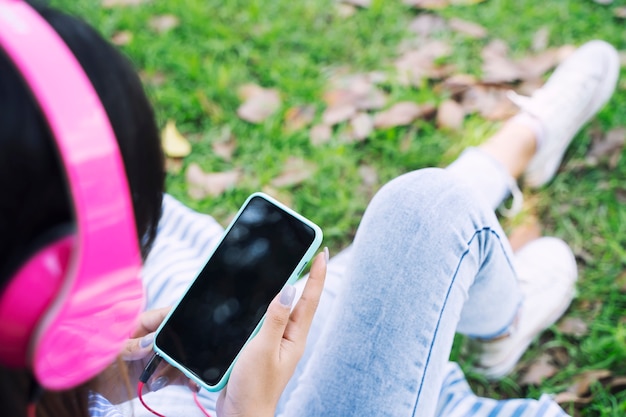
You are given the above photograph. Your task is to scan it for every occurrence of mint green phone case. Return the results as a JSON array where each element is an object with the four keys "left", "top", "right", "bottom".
[{"left": 153, "top": 192, "right": 323, "bottom": 392}]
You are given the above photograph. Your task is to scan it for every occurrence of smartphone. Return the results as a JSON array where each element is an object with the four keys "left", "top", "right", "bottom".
[{"left": 153, "top": 192, "right": 323, "bottom": 391}]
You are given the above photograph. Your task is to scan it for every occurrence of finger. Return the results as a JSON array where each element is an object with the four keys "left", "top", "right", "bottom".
[
  {"left": 254, "top": 285, "right": 297, "bottom": 350},
  {"left": 119, "top": 332, "right": 155, "bottom": 361},
  {"left": 131, "top": 307, "right": 171, "bottom": 338},
  {"left": 283, "top": 251, "right": 327, "bottom": 343}
]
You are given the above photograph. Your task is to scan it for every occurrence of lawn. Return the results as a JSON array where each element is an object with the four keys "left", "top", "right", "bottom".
[{"left": 51, "top": 0, "right": 626, "bottom": 414}]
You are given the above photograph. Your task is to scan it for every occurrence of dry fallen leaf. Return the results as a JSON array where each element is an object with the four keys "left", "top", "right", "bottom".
[
  {"left": 436, "top": 99, "right": 465, "bottom": 131},
  {"left": 335, "top": 3, "right": 357, "bottom": 18},
  {"left": 284, "top": 105, "right": 316, "bottom": 132},
  {"left": 348, "top": 113, "right": 374, "bottom": 142},
  {"left": 557, "top": 317, "right": 589, "bottom": 337},
  {"left": 111, "top": 31, "right": 133, "bottom": 46},
  {"left": 339, "top": 0, "right": 371, "bottom": 7},
  {"left": 374, "top": 102, "right": 425, "bottom": 129},
  {"left": 186, "top": 163, "right": 240, "bottom": 200},
  {"left": 211, "top": 127, "right": 237, "bottom": 162},
  {"left": 237, "top": 85, "right": 282, "bottom": 124},
  {"left": 310, "top": 124, "right": 333, "bottom": 146},
  {"left": 520, "top": 353, "right": 558, "bottom": 386},
  {"left": 396, "top": 40, "right": 454, "bottom": 85},
  {"left": 586, "top": 127, "right": 626, "bottom": 169},
  {"left": 161, "top": 120, "right": 191, "bottom": 158},
  {"left": 531, "top": 27, "right": 550, "bottom": 52},
  {"left": 149, "top": 14, "right": 180, "bottom": 34},
  {"left": 615, "top": 7, "right": 626, "bottom": 18},
  {"left": 461, "top": 86, "right": 518, "bottom": 121},
  {"left": 139, "top": 70, "right": 167, "bottom": 87},
  {"left": 403, "top": 0, "right": 449, "bottom": 9},
  {"left": 448, "top": 18, "right": 487, "bottom": 39},
  {"left": 270, "top": 157, "right": 317, "bottom": 188},
  {"left": 408, "top": 14, "right": 447, "bottom": 37},
  {"left": 261, "top": 186, "right": 294, "bottom": 208},
  {"left": 102, "top": 0, "right": 149, "bottom": 7},
  {"left": 322, "top": 104, "right": 357, "bottom": 126}
]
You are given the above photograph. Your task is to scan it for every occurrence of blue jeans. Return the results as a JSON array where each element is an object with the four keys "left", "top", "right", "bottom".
[{"left": 277, "top": 166, "right": 522, "bottom": 417}]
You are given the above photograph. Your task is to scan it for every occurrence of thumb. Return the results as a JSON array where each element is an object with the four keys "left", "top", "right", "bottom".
[{"left": 256, "top": 285, "right": 296, "bottom": 344}]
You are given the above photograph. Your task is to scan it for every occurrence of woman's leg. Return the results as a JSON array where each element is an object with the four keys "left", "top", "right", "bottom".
[{"left": 281, "top": 168, "right": 520, "bottom": 417}]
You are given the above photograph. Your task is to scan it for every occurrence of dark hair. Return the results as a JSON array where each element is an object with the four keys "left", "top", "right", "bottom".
[{"left": 0, "top": 3, "right": 165, "bottom": 417}]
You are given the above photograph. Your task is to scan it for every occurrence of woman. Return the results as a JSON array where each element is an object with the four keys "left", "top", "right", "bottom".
[{"left": 0, "top": 1, "right": 619, "bottom": 416}]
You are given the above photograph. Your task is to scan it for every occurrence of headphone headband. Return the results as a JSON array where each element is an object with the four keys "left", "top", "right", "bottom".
[{"left": 0, "top": 0, "right": 144, "bottom": 389}]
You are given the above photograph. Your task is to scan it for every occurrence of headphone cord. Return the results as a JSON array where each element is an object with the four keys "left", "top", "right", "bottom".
[
  {"left": 137, "top": 353, "right": 213, "bottom": 417},
  {"left": 26, "top": 376, "right": 43, "bottom": 417}
]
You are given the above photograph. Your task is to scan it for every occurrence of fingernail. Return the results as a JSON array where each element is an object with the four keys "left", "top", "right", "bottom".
[
  {"left": 140, "top": 333, "right": 155, "bottom": 349},
  {"left": 149, "top": 376, "right": 169, "bottom": 392},
  {"left": 279, "top": 285, "right": 296, "bottom": 307},
  {"left": 324, "top": 247, "right": 329, "bottom": 264},
  {"left": 189, "top": 381, "right": 201, "bottom": 393}
]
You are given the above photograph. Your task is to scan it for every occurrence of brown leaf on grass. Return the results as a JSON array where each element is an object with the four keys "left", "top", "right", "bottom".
[
  {"left": 436, "top": 100, "right": 465, "bottom": 131},
  {"left": 211, "top": 127, "right": 237, "bottom": 162},
  {"left": 310, "top": 124, "right": 333, "bottom": 146},
  {"left": 186, "top": 164, "right": 241, "bottom": 200},
  {"left": 448, "top": 18, "right": 487, "bottom": 39},
  {"left": 373, "top": 102, "right": 425, "bottom": 129},
  {"left": 270, "top": 157, "right": 317, "bottom": 188},
  {"left": 324, "top": 75, "right": 388, "bottom": 111},
  {"left": 408, "top": 14, "right": 447, "bottom": 37},
  {"left": 111, "top": 31, "right": 133, "bottom": 46},
  {"left": 161, "top": 120, "right": 191, "bottom": 158},
  {"left": 139, "top": 70, "right": 167, "bottom": 87},
  {"left": 149, "top": 14, "right": 180, "bottom": 34},
  {"left": 322, "top": 104, "right": 358, "bottom": 126},
  {"left": 335, "top": 3, "right": 357, "bottom": 18},
  {"left": 284, "top": 105, "right": 316, "bottom": 132},
  {"left": 359, "top": 164, "right": 378, "bottom": 187},
  {"left": 481, "top": 40, "right": 523, "bottom": 83},
  {"left": 520, "top": 353, "right": 558, "bottom": 386},
  {"left": 461, "top": 86, "right": 518, "bottom": 121},
  {"left": 403, "top": 0, "right": 449, "bottom": 9},
  {"left": 165, "top": 158, "right": 183, "bottom": 174},
  {"left": 102, "top": 0, "right": 149, "bottom": 7},
  {"left": 396, "top": 41, "right": 454, "bottom": 85},
  {"left": 557, "top": 317, "right": 589, "bottom": 337},
  {"left": 237, "top": 85, "right": 282, "bottom": 124},
  {"left": 347, "top": 113, "right": 374, "bottom": 142},
  {"left": 338, "top": 0, "right": 371, "bottom": 7},
  {"left": 615, "top": 7, "right": 626, "bottom": 18},
  {"left": 585, "top": 127, "right": 626, "bottom": 169},
  {"left": 517, "top": 48, "right": 561, "bottom": 80},
  {"left": 531, "top": 27, "right": 550, "bottom": 52},
  {"left": 438, "top": 73, "right": 478, "bottom": 97}
]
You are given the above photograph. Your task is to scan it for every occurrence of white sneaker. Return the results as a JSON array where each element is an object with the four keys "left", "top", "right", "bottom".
[
  {"left": 508, "top": 40, "right": 620, "bottom": 188},
  {"left": 472, "top": 237, "right": 578, "bottom": 379}
]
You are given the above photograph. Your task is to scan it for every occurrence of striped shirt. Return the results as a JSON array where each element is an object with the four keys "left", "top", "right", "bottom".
[{"left": 90, "top": 194, "right": 570, "bottom": 417}]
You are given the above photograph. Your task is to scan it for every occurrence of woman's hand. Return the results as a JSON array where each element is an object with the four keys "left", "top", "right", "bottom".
[
  {"left": 93, "top": 307, "right": 198, "bottom": 403},
  {"left": 216, "top": 250, "right": 328, "bottom": 417}
]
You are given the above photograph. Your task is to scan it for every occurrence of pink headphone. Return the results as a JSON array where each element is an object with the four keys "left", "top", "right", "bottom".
[{"left": 0, "top": 0, "right": 145, "bottom": 390}]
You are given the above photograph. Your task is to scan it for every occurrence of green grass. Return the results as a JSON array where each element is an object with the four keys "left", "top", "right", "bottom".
[{"left": 52, "top": 0, "right": 626, "bottom": 414}]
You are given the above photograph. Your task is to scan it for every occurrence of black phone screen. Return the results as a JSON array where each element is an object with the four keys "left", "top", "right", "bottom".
[{"left": 155, "top": 196, "right": 317, "bottom": 386}]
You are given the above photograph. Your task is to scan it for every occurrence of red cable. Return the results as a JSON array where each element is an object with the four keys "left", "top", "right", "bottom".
[
  {"left": 193, "top": 390, "right": 213, "bottom": 417},
  {"left": 26, "top": 403, "right": 36, "bottom": 417},
  {"left": 137, "top": 381, "right": 166, "bottom": 417},
  {"left": 137, "top": 381, "right": 213, "bottom": 417}
]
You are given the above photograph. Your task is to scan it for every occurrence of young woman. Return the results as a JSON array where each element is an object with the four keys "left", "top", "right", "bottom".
[{"left": 0, "top": 2, "right": 619, "bottom": 417}]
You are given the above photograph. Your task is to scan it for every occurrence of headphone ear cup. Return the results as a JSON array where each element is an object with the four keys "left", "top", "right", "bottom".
[{"left": 0, "top": 233, "right": 73, "bottom": 368}]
